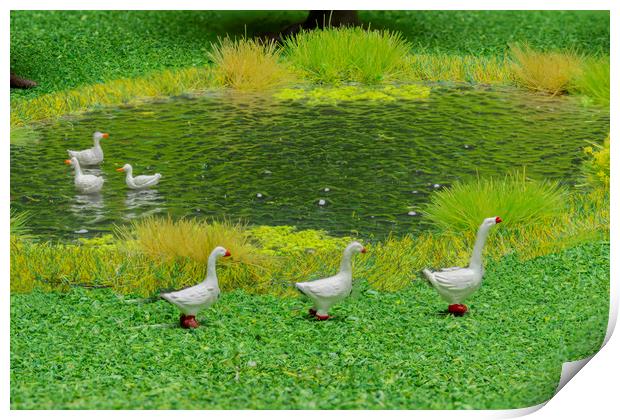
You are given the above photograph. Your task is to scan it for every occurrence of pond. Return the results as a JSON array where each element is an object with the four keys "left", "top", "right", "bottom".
[{"left": 10, "top": 83, "right": 609, "bottom": 240}]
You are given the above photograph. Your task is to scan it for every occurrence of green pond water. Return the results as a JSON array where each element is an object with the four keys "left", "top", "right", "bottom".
[{"left": 10, "top": 84, "right": 609, "bottom": 240}]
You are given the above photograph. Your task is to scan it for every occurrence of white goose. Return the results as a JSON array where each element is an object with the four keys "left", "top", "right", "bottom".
[
  {"left": 64, "top": 157, "right": 104, "bottom": 194},
  {"left": 116, "top": 163, "right": 161, "bottom": 189},
  {"left": 67, "top": 131, "right": 108, "bottom": 166},
  {"left": 423, "top": 216, "right": 502, "bottom": 315},
  {"left": 295, "top": 241, "right": 367, "bottom": 320},
  {"left": 161, "top": 246, "right": 231, "bottom": 328}
]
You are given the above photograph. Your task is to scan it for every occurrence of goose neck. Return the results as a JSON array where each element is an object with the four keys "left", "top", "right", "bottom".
[
  {"left": 469, "top": 223, "right": 491, "bottom": 269},
  {"left": 205, "top": 253, "right": 219, "bottom": 285},
  {"left": 73, "top": 161, "right": 83, "bottom": 177},
  {"left": 339, "top": 249, "right": 354, "bottom": 274}
]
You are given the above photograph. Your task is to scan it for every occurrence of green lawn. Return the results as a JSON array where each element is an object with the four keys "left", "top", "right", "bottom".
[
  {"left": 11, "top": 10, "right": 609, "bottom": 100},
  {"left": 11, "top": 242, "right": 609, "bottom": 409}
]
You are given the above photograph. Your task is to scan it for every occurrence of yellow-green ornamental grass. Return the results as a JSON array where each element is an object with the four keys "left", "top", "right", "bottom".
[
  {"left": 208, "top": 37, "right": 294, "bottom": 90},
  {"left": 508, "top": 44, "right": 583, "bottom": 95}
]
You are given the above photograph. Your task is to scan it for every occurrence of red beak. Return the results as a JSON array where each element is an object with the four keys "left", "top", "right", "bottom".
[
  {"left": 224, "top": 250, "right": 231, "bottom": 257},
  {"left": 361, "top": 247, "right": 367, "bottom": 254},
  {"left": 102, "top": 133, "right": 109, "bottom": 139},
  {"left": 495, "top": 216, "right": 503, "bottom": 224}
]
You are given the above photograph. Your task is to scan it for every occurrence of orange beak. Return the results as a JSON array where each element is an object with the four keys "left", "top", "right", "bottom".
[
  {"left": 361, "top": 247, "right": 367, "bottom": 254},
  {"left": 102, "top": 133, "right": 109, "bottom": 139},
  {"left": 224, "top": 250, "right": 231, "bottom": 257},
  {"left": 64, "top": 159, "right": 72, "bottom": 165},
  {"left": 116, "top": 167, "right": 125, "bottom": 172}
]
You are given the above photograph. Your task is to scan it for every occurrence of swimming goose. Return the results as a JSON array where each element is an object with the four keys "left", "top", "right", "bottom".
[
  {"left": 161, "top": 246, "right": 231, "bottom": 328},
  {"left": 116, "top": 163, "right": 161, "bottom": 189},
  {"left": 423, "top": 216, "right": 502, "bottom": 315},
  {"left": 295, "top": 241, "right": 367, "bottom": 320},
  {"left": 65, "top": 157, "right": 104, "bottom": 194},
  {"left": 67, "top": 131, "right": 108, "bottom": 166}
]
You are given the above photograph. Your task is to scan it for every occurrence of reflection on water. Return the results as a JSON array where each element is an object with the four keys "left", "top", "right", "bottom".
[
  {"left": 70, "top": 193, "right": 106, "bottom": 227},
  {"left": 123, "top": 189, "right": 165, "bottom": 220},
  {"left": 10, "top": 83, "right": 610, "bottom": 240}
]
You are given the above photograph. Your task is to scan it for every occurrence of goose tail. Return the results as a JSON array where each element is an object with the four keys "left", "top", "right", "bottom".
[
  {"left": 422, "top": 269, "right": 435, "bottom": 285},
  {"left": 295, "top": 282, "right": 308, "bottom": 297}
]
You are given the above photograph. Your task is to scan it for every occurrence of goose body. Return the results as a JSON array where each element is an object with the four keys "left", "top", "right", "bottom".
[
  {"left": 161, "top": 246, "right": 230, "bottom": 328},
  {"left": 65, "top": 157, "right": 104, "bottom": 194},
  {"left": 295, "top": 241, "right": 366, "bottom": 320},
  {"left": 423, "top": 216, "right": 502, "bottom": 315},
  {"left": 116, "top": 163, "right": 161, "bottom": 189},
  {"left": 67, "top": 132, "right": 108, "bottom": 166}
]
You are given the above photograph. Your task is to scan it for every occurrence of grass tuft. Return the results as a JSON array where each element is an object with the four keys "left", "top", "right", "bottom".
[
  {"left": 407, "top": 53, "right": 511, "bottom": 84},
  {"left": 284, "top": 27, "right": 412, "bottom": 84},
  {"left": 571, "top": 56, "right": 610, "bottom": 106},
  {"left": 509, "top": 43, "right": 583, "bottom": 95},
  {"left": 116, "top": 216, "right": 262, "bottom": 267},
  {"left": 424, "top": 170, "right": 567, "bottom": 232},
  {"left": 208, "top": 37, "right": 293, "bottom": 90}
]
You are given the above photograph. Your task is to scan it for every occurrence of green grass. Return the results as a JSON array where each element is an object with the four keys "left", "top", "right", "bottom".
[
  {"left": 424, "top": 170, "right": 567, "bottom": 232},
  {"left": 571, "top": 56, "right": 610, "bottom": 106},
  {"left": 10, "top": 242, "right": 609, "bottom": 409},
  {"left": 11, "top": 10, "right": 609, "bottom": 101},
  {"left": 284, "top": 26, "right": 412, "bottom": 84},
  {"left": 365, "top": 10, "right": 610, "bottom": 56}
]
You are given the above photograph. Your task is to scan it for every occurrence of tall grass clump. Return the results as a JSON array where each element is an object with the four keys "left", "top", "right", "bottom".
[
  {"left": 209, "top": 37, "right": 293, "bottom": 90},
  {"left": 116, "top": 216, "right": 265, "bottom": 267},
  {"left": 571, "top": 56, "right": 610, "bottom": 106},
  {"left": 425, "top": 170, "right": 567, "bottom": 232},
  {"left": 284, "top": 27, "right": 412, "bottom": 84},
  {"left": 10, "top": 66, "right": 214, "bottom": 127},
  {"left": 509, "top": 43, "right": 583, "bottom": 95}
]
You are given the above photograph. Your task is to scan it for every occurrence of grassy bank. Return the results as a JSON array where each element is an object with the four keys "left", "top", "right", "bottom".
[
  {"left": 11, "top": 135, "right": 609, "bottom": 296},
  {"left": 11, "top": 10, "right": 609, "bottom": 100},
  {"left": 10, "top": 182, "right": 608, "bottom": 296},
  {"left": 10, "top": 242, "right": 609, "bottom": 409},
  {"left": 10, "top": 11, "right": 610, "bottom": 127}
]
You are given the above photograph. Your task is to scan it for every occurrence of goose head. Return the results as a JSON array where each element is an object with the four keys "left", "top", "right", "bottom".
[
  {"left": 116, "top": 163, "right": 133, "bottom": 174},
  {"left": 93, "top": 131, "right": 109, "bottom": 144},
  {"left": 64, "top": 157, "right": 79, "bottom": 168},
  {"left": 346, "top": 241, "right": 367, "bottom": 255},
  {"left": 482, "top": 216, "right": 503, "bottom": 228},
  {"left": 211, "top": 246, "right": 232, "bottom": 259}
]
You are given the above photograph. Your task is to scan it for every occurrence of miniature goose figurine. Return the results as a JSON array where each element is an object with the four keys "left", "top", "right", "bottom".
[
  {"left": 116, "top": 163, "right": 161, "bottom": 189},
  {"left": 295, "top": 241, "right": 367, "bottom": 320},
  {"left": 161, "top": 246, "right": 231, "bottom": 328},
  {"left": 67, "top": 131, "right": 108, "bottom": 166},
  {"left": 423, "top": 216, "right": 502, "bottom": 315},
  {"left": 64, "top": 157, "right": 104, "bottom": 194}
]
